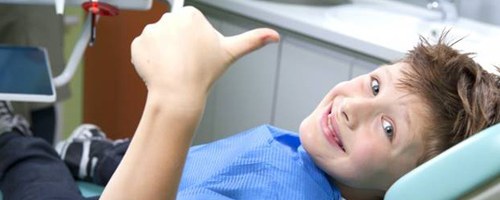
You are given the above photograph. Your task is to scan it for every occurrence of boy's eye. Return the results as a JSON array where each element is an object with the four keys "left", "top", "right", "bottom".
[
  {"left": 382, "top": 120, "right": 394, "bottom": 141},
  {"left": 371, "top": 78, "right": 380, "bottom": 96}
]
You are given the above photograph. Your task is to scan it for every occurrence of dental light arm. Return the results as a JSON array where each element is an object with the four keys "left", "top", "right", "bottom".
[
  {"left": 54, "top": 0, "right": 120, "bottom": 87},
  {"left": 54, "top": 0, "right": 183, "bottom": 87},
  {"left": 53, "top": 14, "right": 92, "bottom": 87}
]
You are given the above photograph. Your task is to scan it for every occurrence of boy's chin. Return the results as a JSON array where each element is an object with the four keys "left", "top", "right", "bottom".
[
  {"left": 298, "top": 115, "right": 315, "bottom": 138},
  {"left": 298, "top": 116, "right": 322, "bottom": 154}
]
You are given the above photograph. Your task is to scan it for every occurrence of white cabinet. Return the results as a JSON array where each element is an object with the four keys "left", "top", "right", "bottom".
[
  {"left": 273, "top": 35, "right": 352, "bottom": 132},
  {"left": 212, "top": 19, "right": 280, "bottom": 139},
  {"left": 193, "top": 15, "right": 280, "bottom": 144}
]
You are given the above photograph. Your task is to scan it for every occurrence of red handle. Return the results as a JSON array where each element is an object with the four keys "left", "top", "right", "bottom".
[{"left": 82, "top": 1, "right": 119, "bottom": 16}]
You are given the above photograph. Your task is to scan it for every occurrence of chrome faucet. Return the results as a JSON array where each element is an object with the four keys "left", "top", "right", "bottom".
[{"left": 427, "top": 0, "right": 458, "bottom": 22}]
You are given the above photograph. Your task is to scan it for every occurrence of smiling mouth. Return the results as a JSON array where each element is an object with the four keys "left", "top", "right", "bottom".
[{"left": 321, "top": 105, "right": 345, "bottom": 152}]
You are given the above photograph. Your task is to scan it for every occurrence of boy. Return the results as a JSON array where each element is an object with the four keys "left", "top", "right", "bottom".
[{"left": 1, "top": 7, "right": 499, "bottom": 199}]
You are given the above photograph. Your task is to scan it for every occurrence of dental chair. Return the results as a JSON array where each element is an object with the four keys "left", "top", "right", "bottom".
[
  {"left": 385, "top": 123, "right": 500, "bottom": 200},
  {"left": 0, "top": 124, "right": 499, "bottom": 199}
]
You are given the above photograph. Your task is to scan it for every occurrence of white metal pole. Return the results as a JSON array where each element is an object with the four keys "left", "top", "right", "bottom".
[{"left": 53, "top": 14, "right": 91, "bottom": 87}]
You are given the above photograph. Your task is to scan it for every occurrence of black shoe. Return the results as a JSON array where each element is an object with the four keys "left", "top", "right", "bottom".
[
  {"left": 55, "top": 124, "right": 113, "bottom": 182},
  {"left": 0, "top": 101, "right": 31, "bottom": 136}
]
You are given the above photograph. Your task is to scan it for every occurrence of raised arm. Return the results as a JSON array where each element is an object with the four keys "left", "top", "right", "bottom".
[{"left": 100, "top": 7, "right": 280, "bottom": 199}]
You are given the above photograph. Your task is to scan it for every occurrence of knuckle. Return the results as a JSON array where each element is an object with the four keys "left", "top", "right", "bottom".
[
  {"left": 131, "top": 37, "right": 139, "bottom": 49},
  {"left": 183, "top": 6, "right": 202, "bottom": 18},
  {"left": 183, "top": 6, "right": 196, "bottom": 14},
  {"left": 159, "top": 12, "right": 171, "bottom": 22},
  {"left": 141, "top": 24, "right": 155, "bottom": 35}
]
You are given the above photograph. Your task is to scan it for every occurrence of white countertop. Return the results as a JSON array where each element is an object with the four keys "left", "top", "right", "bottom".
[{"left": 191, "top": 0, "right": 500, "bottom": 73}]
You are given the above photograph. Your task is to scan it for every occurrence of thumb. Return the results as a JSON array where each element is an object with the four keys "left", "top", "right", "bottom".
[{"left": 222, "top": 28, "right": 280, "bottom": 62}]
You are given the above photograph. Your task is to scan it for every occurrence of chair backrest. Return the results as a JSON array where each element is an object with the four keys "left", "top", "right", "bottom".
[
  {"left": 77, "top": 181, "right": 104, "bottom": 198},
  {"left": 385, "top": 123, "right": 500, "bottom": 199}
]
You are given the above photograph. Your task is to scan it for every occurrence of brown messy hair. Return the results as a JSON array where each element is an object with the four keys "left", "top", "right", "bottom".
[{"left": 399, "top": 32, "right": 500, "bottom": 165}]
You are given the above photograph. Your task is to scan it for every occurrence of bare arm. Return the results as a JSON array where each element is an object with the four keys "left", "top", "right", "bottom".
[{"left": 100, "top": 7, "right": 280, "bottom": 199}]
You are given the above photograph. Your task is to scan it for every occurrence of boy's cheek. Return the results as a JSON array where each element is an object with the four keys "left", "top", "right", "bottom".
[{"left": 349, "top": 140, "right": 389, "bottom": 172}]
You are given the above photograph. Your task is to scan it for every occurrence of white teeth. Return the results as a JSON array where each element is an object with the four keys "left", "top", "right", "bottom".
[
  {"left": 327, "top": 111, "right": 345, "bottom": 152},
  {"left": 327, "top": 114, "right": 334, "bottom": 131},
  {"left": 328, "top": 113, "right": 345, "bottom": 152}
]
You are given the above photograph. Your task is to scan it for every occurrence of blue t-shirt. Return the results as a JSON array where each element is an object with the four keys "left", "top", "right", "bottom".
[{"left": 178, "top": 125, "right": 342, "bottom": 199}]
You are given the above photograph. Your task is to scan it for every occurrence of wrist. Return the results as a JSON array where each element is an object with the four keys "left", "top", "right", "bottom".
[{"left": 145, "top": 89, "right": 207, "bottom": 118}]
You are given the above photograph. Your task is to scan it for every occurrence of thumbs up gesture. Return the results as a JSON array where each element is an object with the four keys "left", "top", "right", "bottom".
[{"left": 131, "top": 6, "right": 280, "bottom": 100}]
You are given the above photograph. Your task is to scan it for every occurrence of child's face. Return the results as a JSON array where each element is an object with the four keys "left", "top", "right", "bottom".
[{"left": 299, "top": 62, "right": 429, "bottom": 190}]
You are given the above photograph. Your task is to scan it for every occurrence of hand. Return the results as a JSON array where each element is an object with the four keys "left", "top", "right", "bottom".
[
  {"left": 131, "top": 6, "right": 280, "bottom": 99},
  {"left": 103, "top": 10, "right": 278, "bottom": 199}
]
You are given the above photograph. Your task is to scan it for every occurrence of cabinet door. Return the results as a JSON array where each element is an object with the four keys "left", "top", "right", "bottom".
[
  {"left": 83, "top": 1, "right": 168, "bottom": 139},
  {"left": 274, "top": 35, "right": 351, "bottom": 132},
  {"left": 195, "top": 16, "right": 280, "bottom": 143}
]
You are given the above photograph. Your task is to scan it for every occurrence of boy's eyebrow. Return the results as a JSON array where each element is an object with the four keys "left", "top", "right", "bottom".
[
  {"left": 403, "top": 107, "right": 412, "bottom": 135},
  {"left": 402, "top": 107, "right": 414, "bottom": 145},
  {"left": 393, "top": 95, "right": 414, "bottom": 145},
  {"left": 383, "top": 66, "right": 393, "bottom": 83},
  {"left": 385, "top": 65, "right": 413, "bottom": 143}
]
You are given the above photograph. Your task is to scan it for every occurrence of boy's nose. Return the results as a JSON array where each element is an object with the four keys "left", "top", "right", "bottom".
[{"left": 340, "top": 97, "right": 376, "bottom": 130}]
